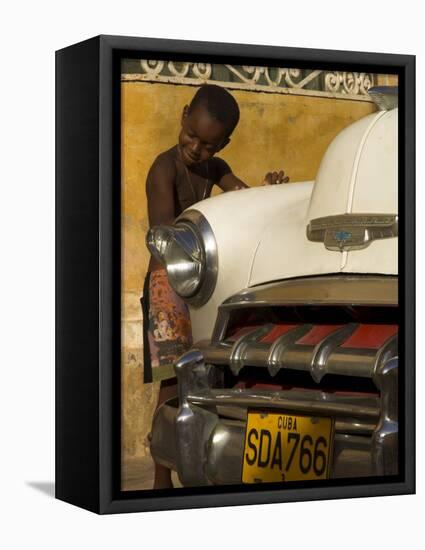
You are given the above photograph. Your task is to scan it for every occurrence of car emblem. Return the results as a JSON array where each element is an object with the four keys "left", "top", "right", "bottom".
[
  {"left": 307, "top": 213, "right": 398, "bottom": 251},
  {"left": 334, "top": 230, "right": 352, "bottom": 243}
]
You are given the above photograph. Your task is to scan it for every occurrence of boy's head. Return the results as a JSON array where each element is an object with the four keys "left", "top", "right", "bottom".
[{"left": 178, "top": 84, "right": 240, "bottom": 166}]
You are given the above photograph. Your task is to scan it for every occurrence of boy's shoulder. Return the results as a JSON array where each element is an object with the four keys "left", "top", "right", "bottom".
[
  {"left": 151, "top": 147, "right": 178, "bottom": 170},
  {"left": 210, "top": 156, "right": 230, "bottom": 169},
  {"left": 209, "top": 156, "right": 231, "bottom": 180}
]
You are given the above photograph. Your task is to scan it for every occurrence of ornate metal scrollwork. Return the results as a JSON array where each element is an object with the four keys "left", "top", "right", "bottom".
[
  {"left": 226, "top": 65, "right": 264, "bottom": 84},
  {"left": 167, "top": 61, "right": 190, "bottom": 78},
  {"left": 325, "top": 71, "right": 375, "bottom": 95},
  {"left": 126, "top": 61, "right": 377, "bottom": 100},
  {"left": 192, "top": 63, "right": 212, "bottom": 79},
  {"left": 140, "top": 59, "right": 165, "bottom": 77}
]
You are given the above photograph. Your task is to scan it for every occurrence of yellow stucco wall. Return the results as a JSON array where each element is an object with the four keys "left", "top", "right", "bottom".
[
  {"left": 376, "top": 74, "right": 399, "bottom": 87},
  {"left": 121, "top": 80, "right": 388, "bottom": 477}
]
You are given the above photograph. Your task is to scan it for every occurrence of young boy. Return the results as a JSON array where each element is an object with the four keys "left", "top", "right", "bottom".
[{"left": 143, "top": 84, "right": 288, "bottom": 489}]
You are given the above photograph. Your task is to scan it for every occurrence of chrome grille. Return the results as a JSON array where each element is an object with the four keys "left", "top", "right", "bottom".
[{"left": 196, "top": 322, "right": 398, "bottom": 383}]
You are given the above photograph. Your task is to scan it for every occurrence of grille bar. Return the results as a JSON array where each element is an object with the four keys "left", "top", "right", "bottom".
[
  {"left": 196, "top": 322, "right": 398, "bottom": 381},
  {"left": 215, "top": 405, "right": 377, "bottom": 435},
  {"left": 187, "top": 388, "right": 380, "bottom": 419}
]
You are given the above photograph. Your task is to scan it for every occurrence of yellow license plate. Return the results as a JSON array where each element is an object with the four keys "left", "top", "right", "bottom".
[{"left": 242, "top": 411, "right": 334, "bottom": 483}]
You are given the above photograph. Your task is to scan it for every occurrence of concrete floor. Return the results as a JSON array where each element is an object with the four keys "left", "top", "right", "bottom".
[{"left": 122, "top": 455, "right": 181, "bottom": 491}]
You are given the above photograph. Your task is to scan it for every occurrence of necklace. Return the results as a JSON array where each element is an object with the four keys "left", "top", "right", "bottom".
[{"left": 178, "top": 145, "right": 209, "bottom": 203}]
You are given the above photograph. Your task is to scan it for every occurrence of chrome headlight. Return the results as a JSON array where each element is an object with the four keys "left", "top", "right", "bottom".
[{"left": 146, "top": 210, "right": 218, "bottom": 307}]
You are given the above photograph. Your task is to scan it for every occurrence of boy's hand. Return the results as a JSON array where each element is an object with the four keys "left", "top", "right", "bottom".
[{"left": 263, "top": 170, "right": 290, "bottom": 185}]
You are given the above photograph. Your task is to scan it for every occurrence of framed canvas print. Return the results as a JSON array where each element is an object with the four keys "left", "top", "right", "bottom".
[{"left": 56, "top": 35, "right": 415, "bottom": 514}]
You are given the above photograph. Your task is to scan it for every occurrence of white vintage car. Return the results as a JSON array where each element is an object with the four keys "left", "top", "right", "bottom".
[{"left": 147, "top": 88, "right": 398, "bottom": 486}]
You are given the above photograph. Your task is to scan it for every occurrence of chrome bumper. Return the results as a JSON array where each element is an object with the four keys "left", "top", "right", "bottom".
[{"left": 150, "top": 350, "right": 398, "bottom": 486}]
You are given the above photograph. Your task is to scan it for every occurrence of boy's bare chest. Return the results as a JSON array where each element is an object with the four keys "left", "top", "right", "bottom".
[{"left": 174, "top": 160, "right": 212, "bottom": 212}]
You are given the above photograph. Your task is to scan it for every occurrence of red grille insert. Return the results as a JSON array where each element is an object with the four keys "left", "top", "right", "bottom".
[
  {"left": 296, "top": 325, "right": 344, "bottom": 346},
  {"left": 341, "top": 324, "right": 398, "bottom": 349},
  {"left": 259, "top": 324, "right": 300, "bottom": 344},
  {"left": 227, "top": 325, "right": 261, "bottom": 342},
  {"left": 226, "top": 322, "right": 398, "bottom": 351}
]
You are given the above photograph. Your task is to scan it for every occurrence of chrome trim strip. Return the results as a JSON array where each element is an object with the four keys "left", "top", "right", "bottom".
[
  {"left": 215, "top": 405, "right": 376, "bottom": 435},
  {"left": 219, "top": 275, "right": 398, "bottom": 311},
  {"left": 334, "top": 421, "right": 376, "bottom": 436},
  {"left": 187, "top": 388, "right": 379, "bottom": 419}
]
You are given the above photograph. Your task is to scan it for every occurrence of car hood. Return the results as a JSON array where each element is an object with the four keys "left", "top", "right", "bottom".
[{"left": 249, "top": 108, "right": 398, "bottom": 286}]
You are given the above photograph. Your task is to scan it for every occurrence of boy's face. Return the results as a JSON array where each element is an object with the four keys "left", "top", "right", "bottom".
[{"left": 179, "top": 105, "right": 230, "bottom": 166}]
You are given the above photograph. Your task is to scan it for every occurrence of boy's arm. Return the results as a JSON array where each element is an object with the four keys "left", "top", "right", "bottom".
[
  {"left": 214, "top": 158, "right": 289, "bottom": 191},
  {"left": 214, "top": 158, "right": 248, "bottom": 191},
  {"left": 146, "top": 155, "right": 176, "bottom": 270},
  {"left": 146, "top": 155, "right": 176, "bottom": 227},
  {"left": 218, "top": 172, "right": 249, "bottom": 191}
]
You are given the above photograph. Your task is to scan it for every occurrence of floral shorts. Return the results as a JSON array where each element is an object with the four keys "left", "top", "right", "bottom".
[{"left": 141, "top": 269, "right": 193, "bottom": 383}]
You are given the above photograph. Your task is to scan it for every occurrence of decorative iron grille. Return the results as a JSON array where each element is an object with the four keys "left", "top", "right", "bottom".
[{"left": 122, "top": 60, "right": 378, "bottom": 101}]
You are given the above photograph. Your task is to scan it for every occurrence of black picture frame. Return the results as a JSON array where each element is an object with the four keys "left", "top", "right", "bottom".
[{"left": 56, "top": 34, "right": 415, "bottom": 514}]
